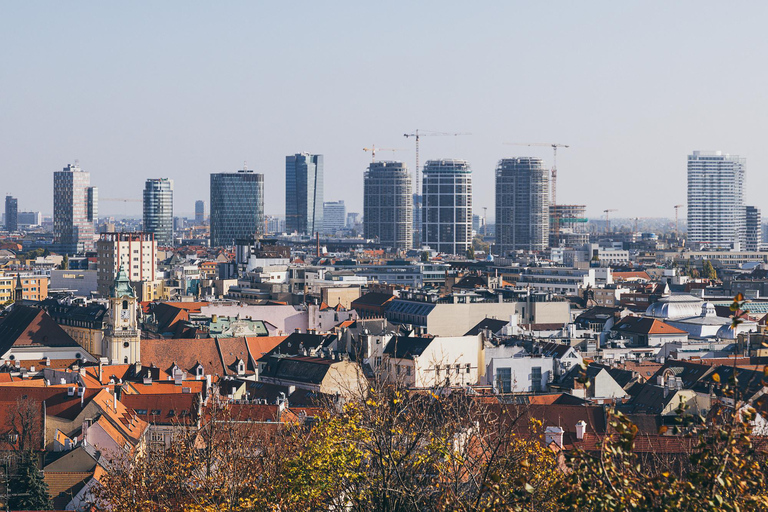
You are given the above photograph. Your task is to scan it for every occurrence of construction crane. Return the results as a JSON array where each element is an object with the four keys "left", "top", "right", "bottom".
[
  {"left": 673, "top": 204, "right": 685, "bottom": 243},
  {"left": 101, "top": 198, "right": 141, "bottom": 202},
  {"left": 362, "top": 145, "right": 405, "bottom": 163},
  {"left": 603, "top": 209, "right": 618, "bottom": 233},
  {"left": 504, "top": 143, "right": 569, "bottom": 236}
]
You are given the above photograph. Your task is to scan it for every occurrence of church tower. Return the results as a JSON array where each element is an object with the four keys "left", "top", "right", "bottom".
[
  {"left": 13, "top": 275, "right": 23, "bottom": 303},
  {"left": 103, "top": 266, "right": 141, "bottom": 364}
]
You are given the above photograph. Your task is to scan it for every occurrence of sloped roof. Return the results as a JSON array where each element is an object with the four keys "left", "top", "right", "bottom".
[
  {"left": 44, "top": 471, "right": 92, "bottom": 510},
  {"left": 261, "top": 333, "right": 337, "bottom": 360},
  {"left": 0, "top": 305, "right": 82, "bottom": 354},
  {"left": 245, "top": 336, "right": 287, "bottom": 361},
  {"left": 612, "top": 316, "right": 687, "bottom": 335},
  {"left": 465, "top": 318, "right": 509, "bottom": 336},
  {"left": 141, "top": 338, "right": 225, "bottom": 377},
  {"left": 382, "top": 336, "right": 434, "bottom": 359},
  {"left": 122, "top": 392, "right": 198, "bottom": 426},
  {"left": 90, "top": 389, "right": 148, "bottom": 445},
  {"left": 216, "top": 337, "right": 254, "bottom": 375},
  {"left": 351, "top": 292, "right": 395, "bottom": 308},
  {"left": 260, "top": 356, "right": 335, "bottom": 385}
]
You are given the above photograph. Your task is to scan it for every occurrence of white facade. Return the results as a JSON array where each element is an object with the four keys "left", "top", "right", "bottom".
[
  {"left": 385, "top": 335, "right": 483, "bottom": 388},
  {"left": 486, "top": 354, "right": 554, "bottom": 393},
  {"left": 687, "top": 151, "right": 746, "bottom": 250},
  {"left": 517, "top": 267, "right": 596, "bottom": 295},
  {"left": 323, "top": 200, "right": 346, "bottom": 235}
]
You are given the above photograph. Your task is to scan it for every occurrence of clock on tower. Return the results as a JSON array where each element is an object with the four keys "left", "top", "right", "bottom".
[{"left": 103, "top": 266, "right": 141, "bottom": 364}]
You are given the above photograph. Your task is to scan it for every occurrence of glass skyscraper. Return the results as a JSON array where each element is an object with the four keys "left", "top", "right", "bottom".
[
  {"left": 4, "top": 196, "right": 17, "bottom": 232},
  {"left": 323, "top": 200, "right": 346, "bottom": 235},
  {"left": 687, "top": 151, "right": 746, "bottom": 250},
  {"left": 285, "top": 153, "right": 323, "bottom": 235},
  {"left": 422, "top": 159, "right": 472, "bottom": 255},
  {"left": 364, "top": 161, "right": 413, "bottom": 250},
  {"left": 195, "top": 200, "right": 205, "bottom": 225},
  {"left": 210, "top": 169, "right": 265, "bottom": 247},
  {"left": 143, "top": 178, "right": 174, "bottom": 247},
  {"left": 495, "top": 157, "right": 550, "bottom": 253},
  {"left": 54, "top": 163, "right": 98, "bottom": 254}
]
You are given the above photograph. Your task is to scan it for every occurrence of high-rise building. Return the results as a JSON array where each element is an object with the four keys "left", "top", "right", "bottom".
[
  {"left": 687, "top": 151, "right": 746, "bottom": 250},
  {"left": 195, "top": 200, "right": 205, "bottom": 225},
  {"left": 96, "top": 232, "right": 158, "bottom": 299},
  {"left": 495, "top": 157, "right": 549, "bottom": 254},
  {"left": 745, "top": 206, "right": 762, "bottom": 252},
  {"left": 4, "top": 196, "right": 17, "bottom": 232},
  {"left": 549, "top": 204, "right": 589, "bottom": 248},
  {"left": 422, "top": 159, "right": 472, "bottom": 255},
  {"left": 364, "top": 161, "right": 413, "bottom": 251},
  {"left": 54, "top": 163, "right": 98, "bottom": 254},
  {"left": 143, "top": 178, "right": 174, "bottom": 247},
  {"left": 323, "top": 200, "right": 346, "bottom": 235},
  {"left": 285, "top": 153, "right": 323, "bottom": 235},
  {"left": 210, "top": 169, "right": 265, "bottom": 247},
  {"left": 17, "top": 211, "right": 41, "bottom": 227}
]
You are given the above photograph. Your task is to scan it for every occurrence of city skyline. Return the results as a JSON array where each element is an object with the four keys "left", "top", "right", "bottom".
[{"left": 3, "top": 3, "right": 768, "bottom": 220}]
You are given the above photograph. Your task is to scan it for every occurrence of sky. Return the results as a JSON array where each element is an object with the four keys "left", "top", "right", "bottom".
[{"left": 1, "top": 2, "right": 767, "bottom": 222}]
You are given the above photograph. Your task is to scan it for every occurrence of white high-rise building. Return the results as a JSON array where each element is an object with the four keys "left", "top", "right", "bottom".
[
  {"left": 323, "top": 200, "right": 346, "bottom": 235},
  {"left": 687, "top": 151, "right": 746, "bottom": 250}
]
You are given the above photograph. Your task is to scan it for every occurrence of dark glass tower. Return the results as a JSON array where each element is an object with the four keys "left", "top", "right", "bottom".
[
  {"left": 285, "top": 153, "right": 323, "bottom": 235},
  {"left": 143, "top": 178, "right": 174, "bottom": 246},
  {"left": 210, "top": 169, "right": 265, "bottom": 247}
]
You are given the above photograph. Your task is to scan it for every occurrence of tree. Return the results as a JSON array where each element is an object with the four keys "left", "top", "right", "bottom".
[
  {"left": 467, "top": 245, "right": 475, "bottom": 260},
  {"left": 8, "top": 451, "right": 51, "bottom": 511},
  {"left": 703, "top": 260, "right": 717, "bottom": 280},
  {"left": 59, "top": 254, "right": 69, "bottom": 270},
  {"left": 421, "top": 251, "right": 430, "bottom": 262}
]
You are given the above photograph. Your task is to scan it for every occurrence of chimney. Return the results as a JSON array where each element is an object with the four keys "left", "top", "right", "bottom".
[
  {"left": 544, "top": 426, "right": 564, "bottom": 448},
  {"left": 656, "top": 375, "right": 664, "bottom": 387},
  {"left": 113, "top": 390, "right": 117, "bottom": 411},
  {"left": 575, "top": 420, "right": 587, "bottom": 440},
  {"left": 174, "top": 369, "right": 183, "bottom": 386}
]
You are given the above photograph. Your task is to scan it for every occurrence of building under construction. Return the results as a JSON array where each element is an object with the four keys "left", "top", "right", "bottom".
[
  {"left": 549, "top": 204, "right": 589, "bottom": 248},
  {"left": 422, "top": 159, "right": 473, "bottom": 255},
  {"left": 364, "top": 161, "right": 413, "bottom": 251},
  {"left": 495, "top": 157, "right": 549, "bottom": 254}
]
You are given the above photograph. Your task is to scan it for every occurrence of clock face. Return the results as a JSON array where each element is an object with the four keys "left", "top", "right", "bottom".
[{"left": 121, "top": 310, "right": 130, "bottom": 320}]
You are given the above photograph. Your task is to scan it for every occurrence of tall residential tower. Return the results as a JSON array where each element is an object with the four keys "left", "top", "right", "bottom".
[
  {"left": 54, "top": 163, "right": 98, "bottom": 254},
  {"left": 687, "top": 151, "right": 745, "bottom": 250},
  {"left": 210, "top": 169, "right": 265, "bottom": 247},
  {"left": 422, "top": 159, "right": 472, "bottom": 255},
  {"left": 364, "top": 161, "right": 413, "bottom": 250},
  {"left": 285, "top": 153, "right": 323, "bottom": 235},
  {"left": 143, "top": 178, "right": 174, "bottom": 246},
  {"left": 495, "top": 157, "right": 550, "bottom": 253}
]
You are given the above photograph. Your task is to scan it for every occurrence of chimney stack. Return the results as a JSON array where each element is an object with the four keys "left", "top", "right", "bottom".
[{"left": 576, "top": 420, "right": 587, "bottom": 440}]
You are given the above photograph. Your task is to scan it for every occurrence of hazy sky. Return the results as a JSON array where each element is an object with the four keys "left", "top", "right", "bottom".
[{"left": 2, "top": 2, "right": 767, "bottom": 222}]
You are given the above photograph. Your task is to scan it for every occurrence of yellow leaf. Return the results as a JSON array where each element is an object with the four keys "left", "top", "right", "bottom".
[{"left": 712, "top": 373, "right": 720, "bottom": 383}]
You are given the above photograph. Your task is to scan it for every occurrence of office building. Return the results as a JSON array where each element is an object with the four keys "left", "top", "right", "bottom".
[
  {"left": 422, "top": 159, "right": 472, "bottom": 255},
  {"left": 96, "top": 232, "right": 158, "bottom": 298},
  {"left": 323, "top": 200, "right": 346, "bottom": 235},
  {"left": 17, "top": 211, "right": 41, "bottom": 227},
  {"left": 746, "top": 206, "right": 762, "bottom": 252},
  {"left": 364, "top": 161, "right": 413, "bottom": 251},
  {"left": 687, "top": 151, "right": 746, "bottom": 250},
  {"left": 4, "top": 196, "right": 17, "bottom": 232},
  {"left": 550, "top": 204, "right": 589, "bottom": 248},
  {"left": 54, "top": 163, "right": 98, "bottom": 254},
  {"left": 210, "top": 169, "right": 265, "bottom": 247},
  {"left": 285, "top": 153, "right": 323, "bottom": 235},
  {"left": 143, "top": 178, "right": 174, "bottom": 247},
  {"left": 495, "top": 157, "right": 549, "bottom": 254},
  {"left": 195, "top": 200, "right": 205, "bottom": 225}
]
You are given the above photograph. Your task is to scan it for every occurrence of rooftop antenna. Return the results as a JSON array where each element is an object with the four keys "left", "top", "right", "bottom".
[{"left": 243, "top": 161, "right": 248, "bottom": 171}]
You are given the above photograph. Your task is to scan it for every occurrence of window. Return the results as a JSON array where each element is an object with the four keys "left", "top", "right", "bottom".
[
  {"left": 375, "top": 356, "right": 381, "bottom": 367},
  {"left": 150, "top": 409, "right": 161, "bottom": 415},
  {"left": 406, "top": 366, "right": 411, "bottom": 376},
  {"left": 531, "top": 367, "right": 542, "bottom": 392},
  {"left": 466, "top": 363, "right": 471, "bottom": 374},
  {"left": 496, "top": 368, "right": 512, "bottom": 393},
  {"left": 122, "top": 300, "right": 128, "bottom": 310},
  {"left": 136, "top": 409, "right": 148, "bottom": 415}
]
